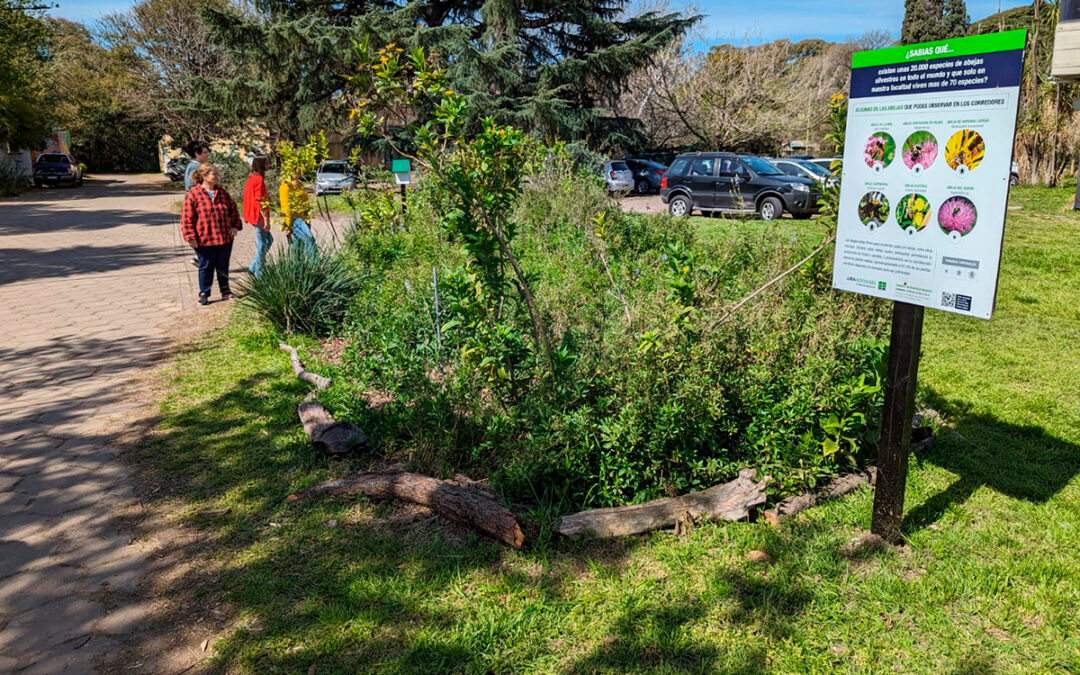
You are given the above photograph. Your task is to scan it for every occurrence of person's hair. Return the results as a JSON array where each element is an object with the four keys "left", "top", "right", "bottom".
[
  {"left": 187, "top": 140, "right": 210, "bottom": 158},
  {"left": 250, "top": 155, "right": 269, "bottom": 175},
  {"left": 192, "top": 163, "right": 219, "bottom": 185}
]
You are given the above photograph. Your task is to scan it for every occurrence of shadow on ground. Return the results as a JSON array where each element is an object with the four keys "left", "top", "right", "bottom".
[{"left": 902, "top": 387, "right": 1080, "bottom": 534}]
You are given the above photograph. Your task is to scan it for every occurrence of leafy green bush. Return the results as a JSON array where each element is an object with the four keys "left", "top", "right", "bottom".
[
  {"left": 321, "top": 153, "right": 890, "bottom": 508},
  {"left": 0, "top": 158, "right": 27, "bottom": 197},
  {"left": 236, "top": 246, "right": 365, "bottom": 335}
]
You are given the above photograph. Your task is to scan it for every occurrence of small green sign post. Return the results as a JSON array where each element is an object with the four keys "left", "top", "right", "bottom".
[{"left": 392, "top": 158, "right": 411, "bottom": 214}]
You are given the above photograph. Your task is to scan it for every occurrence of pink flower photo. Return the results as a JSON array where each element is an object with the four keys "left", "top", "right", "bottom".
[{"left": 938, "top": 196, "right": 977, "bottom": 236}]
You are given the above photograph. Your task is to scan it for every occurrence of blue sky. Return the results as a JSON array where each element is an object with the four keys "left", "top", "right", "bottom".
[{"left": 50, "top": 0, "right": 1033, "bottom": 42}]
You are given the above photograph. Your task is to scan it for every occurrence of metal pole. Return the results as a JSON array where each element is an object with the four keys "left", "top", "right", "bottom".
[
  {"left": 433, "top": 267, "right": 442, "bottom": 368},
  {"left": 870, "top": 300, "right": 924, "bottom": 544}
]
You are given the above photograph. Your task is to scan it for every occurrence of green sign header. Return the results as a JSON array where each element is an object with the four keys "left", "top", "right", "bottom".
[{"left": 852, "top": 29, "right": 1026, "bottom": 69}]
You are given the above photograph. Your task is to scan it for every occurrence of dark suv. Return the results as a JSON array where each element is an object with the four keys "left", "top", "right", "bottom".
[{"left": 660, "top": 152, "right": 819, "bottom": 220}]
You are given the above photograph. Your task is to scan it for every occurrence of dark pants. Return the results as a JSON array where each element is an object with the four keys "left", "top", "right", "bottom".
[{"left": 195, "top": 243, "right": 233, "bottom": 297}]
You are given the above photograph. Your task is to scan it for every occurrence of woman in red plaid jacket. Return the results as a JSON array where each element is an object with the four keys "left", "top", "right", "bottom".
[{"left": 181, "top": 163, "right": 243, "bottom": 305}]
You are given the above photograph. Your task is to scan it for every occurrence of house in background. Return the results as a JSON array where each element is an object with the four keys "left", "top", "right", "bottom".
[{"left": 1052, "top": 0, "right": 1080, "bottom": 81}]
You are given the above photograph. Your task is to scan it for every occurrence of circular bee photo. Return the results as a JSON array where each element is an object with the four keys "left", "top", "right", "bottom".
[
  {"left": 945, "top": 129, "right": 985, "bottom": 173},
  {"left": 938, "top": 196, "right": 977, "bottom": 236},
  {"left": 858, "top": 191, "right": 890, "bottom": 229},
  {"left": 896, "top": 193, "right": 931, "bottom": 233},
  {"left": 902, "top": 131, "right": 938, "bottom": 172},
  {"left": 863, "top": 131, "right": 896, "bottom": 170}
]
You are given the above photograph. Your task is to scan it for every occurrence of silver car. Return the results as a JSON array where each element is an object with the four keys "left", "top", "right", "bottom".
[
  {"left": 602, "top": 160, "right": 634, "bottom": 194},
  {"left": 314, "top": 161, "right": 356, "bottom": 196}
]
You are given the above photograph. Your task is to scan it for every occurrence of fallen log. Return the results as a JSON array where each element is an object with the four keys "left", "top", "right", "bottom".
[
  {"left": 556, "top": 468, "right": 768, "bottom": 539},
  {"left": 297, "top": 400, "right": 368, "bottom": 456},
  {"left": 279, "top": 343, "right": 332, "bottom": 390},
  {"left": 762, "top": 467, "right": 877, "bottom": 526},
  {"left": 286, "top": 471, "right": 525, "bottom": 548}
]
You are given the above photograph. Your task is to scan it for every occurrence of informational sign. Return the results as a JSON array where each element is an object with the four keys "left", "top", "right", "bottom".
[
  {"left": 832, "top": 31, "right": 1026, "bottom": 319},
  {"left": 391, "top": 158, "right": 411, "bottom": 185}
]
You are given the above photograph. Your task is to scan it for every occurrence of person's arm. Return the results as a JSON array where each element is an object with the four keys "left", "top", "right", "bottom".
[
  {"left": 226, "top": 190, "right": 242, "bottom": 232},
  {"left": 257, "top": 176, "right": 271, "bottom": 229},
  {"left": 180, "top": 193, "right": 198, "bottom": 247},
  {"left": 279, "top": 181, "right": 292, "bottom": 225}
]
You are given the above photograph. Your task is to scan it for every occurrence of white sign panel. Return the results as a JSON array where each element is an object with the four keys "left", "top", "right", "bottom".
[{"left": 832, "top": 30, "right": 1026, "bottom": 319}]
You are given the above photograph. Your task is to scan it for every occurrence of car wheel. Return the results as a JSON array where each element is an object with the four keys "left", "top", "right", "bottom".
[
  {"left": 1009, "top": 173, "right": 1019, "bottom": 187},
  {"left": 76, "top": 177, "right": 83, "bottom": 187},
  {"left": 669, "top": 194, "right": 692, "bottom": 217},
  {"left": 758, "top": 196, "right": 782, "bottom": 221},
  {"left": 635, "top": 179, "right": 650, "bottom": 195},
  {"left": 34, "top": 179, "right": 43, "bottom": 189}
]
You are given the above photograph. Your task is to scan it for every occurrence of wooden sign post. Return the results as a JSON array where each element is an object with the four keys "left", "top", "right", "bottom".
[
  {"left": 832, "top": 32, "right": 1026, "bottom": 542},
  {"left": 871, "top": 302, "right": 924, "bottom": 542}
]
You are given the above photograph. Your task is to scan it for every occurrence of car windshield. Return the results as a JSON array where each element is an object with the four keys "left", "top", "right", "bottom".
[
  {"left": 797, "top": 160, "right": 831, "bottom": 177},
  {"left": 610, "top": 162, "right": 629, "bottom": 171},
  {"left": 37, "top": 154, "right": 68, "bottom": 164},
  {"left": 319, "top": 162, "right": 349, "bottom": 174},
  {"left": 740, "top": 156, "right": 781, "bottom": 175}
]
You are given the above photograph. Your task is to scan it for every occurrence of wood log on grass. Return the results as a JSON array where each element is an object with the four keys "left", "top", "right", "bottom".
[
  {"left": 286, "top": 471, "right": 525, "bottom": 548},
  {"left": 281, "top": 342, "right": 367, "bottom": 455},
  {"left": 279, "top": 343, "right": 332, "bottom": 390},
  {"left": 555, "top": 468, "right": 768, "bottom": 539},
  {"left": 762, "top": 467, "right": 878, "bottom": 526},
  {"left": 297, "top": 400, "right": 368, "bottom": 456}
]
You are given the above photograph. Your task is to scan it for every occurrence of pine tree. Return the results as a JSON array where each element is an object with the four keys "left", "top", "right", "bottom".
[
  {"left": 940, "top": 0, "right": 970, "bottom": 40},
  {"left": 901, "top": 0, "right": 968, "bottom": 45},
  {"left": 196, "top": 0, "right": 697, "bottom": 150}
]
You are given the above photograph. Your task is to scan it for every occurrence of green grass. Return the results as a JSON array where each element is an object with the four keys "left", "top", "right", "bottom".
[{"left": 139, "top": 186, "right": 1080, "bottom": 673}]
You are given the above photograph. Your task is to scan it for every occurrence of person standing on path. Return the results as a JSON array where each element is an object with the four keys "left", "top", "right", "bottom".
[
  {"left": 184, "top": 141, "right": 210, "bottom": 191},
  {"left": 243, "top": 155, "right": 273, "bottom": 276},
  {"left": 184, "top": 141, "right": 211, "bottom": 267},
  {"left": 279, "top": 169, "right": 317, "bottom": 253},
  {"left": 181, "top": 163, "right": 242, "bottom": 305}
]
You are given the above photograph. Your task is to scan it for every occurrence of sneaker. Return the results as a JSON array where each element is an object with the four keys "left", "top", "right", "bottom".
[
  {"left": 221, "top": 292, "right": 236, "bottom": 301},
  {"left": 198, "top": 294, "right": 209, "bottom": 306}
]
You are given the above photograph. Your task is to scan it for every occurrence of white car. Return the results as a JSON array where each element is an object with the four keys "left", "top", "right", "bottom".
[
  {"left": 602, "top": 160, "right": 634, "bottom": 194},
  {"left": 314, "top": 161, "right": 356, "bottom": 196}
]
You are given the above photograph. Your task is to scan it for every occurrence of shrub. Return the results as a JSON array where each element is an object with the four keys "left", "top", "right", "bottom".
[
  {"left": 237, "top": 246, "right": 365, "bottom": 335},
  {"left": 325, "top": 154, "right": 890, "bottom": 508}
]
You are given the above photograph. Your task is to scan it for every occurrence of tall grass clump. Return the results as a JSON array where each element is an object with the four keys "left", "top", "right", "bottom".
[{"left": 237, "top": 246, "right": 365, "bottom": 335}]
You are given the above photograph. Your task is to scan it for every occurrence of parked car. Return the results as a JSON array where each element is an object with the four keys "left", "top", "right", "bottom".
[
  {"left": 33, "top": 153, "right": 83, "bottom": 188},
  {"left": 624, "top": 158, "right": 668, "bottom": 194},
  {"left": 1010, "top": 160, "right": 1020, "bottom": 186},
  {"left": 660, "top": 152, "right": 819, "bottom": 220},
  {"left": 768, "top": 157, "right": 838, "bottom": 188},
  {"left": 165, "top": 156, "right": 191, "bottom": 182},
  {"left": 808, "top": 157, "right": 842, "bottom": 173},
  {"left": 601, "top": 160, "right": 634, "bottom": 194},
  {"left": 314, "top": 160, "right": 356, "bottom": 196}
]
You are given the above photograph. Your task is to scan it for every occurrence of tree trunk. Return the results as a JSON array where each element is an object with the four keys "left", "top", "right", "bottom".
[
  {"left": 287, "top": 471, "right": 525, "bottom": 548},
  {"left": 556, "top": 468, "right": 768, "bottom": 539}
]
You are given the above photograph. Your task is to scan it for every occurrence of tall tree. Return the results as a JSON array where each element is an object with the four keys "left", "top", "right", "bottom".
[
  {"left": 46, "top": 19, "right": 162, "bottom": 171},
  {"left": 0, "top": 0, "right": 50, "bottom": 149},
  {"left": 99, "top": 0, "right": 233, "bottom": 144},
  {"left": 901, "top": 0, "right": 968, "bottom": 44},
  {"left": 194, "top": 0, "right": 696, "bottom": 150}
]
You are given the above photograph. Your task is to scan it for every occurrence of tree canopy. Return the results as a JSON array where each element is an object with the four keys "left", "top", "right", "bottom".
[
  {"left": 901, "top": 0, "right": 969, "bottom": 45},
  {"left": 186, "top": 0, "right": 697, "bottom": 150},
  {"left": 0, "top": 0, "right": 50, "bottom": 148}
]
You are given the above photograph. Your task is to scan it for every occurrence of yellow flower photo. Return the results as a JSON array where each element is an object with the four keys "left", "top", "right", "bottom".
[{"left": 945, "top": 129, "right": 986, "bottom": 172}]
